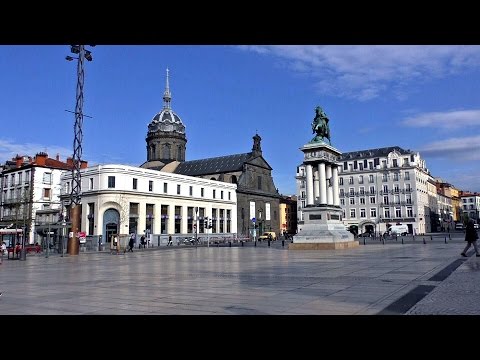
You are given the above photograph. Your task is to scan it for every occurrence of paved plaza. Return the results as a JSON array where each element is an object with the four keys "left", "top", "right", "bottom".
[{"left": 0, "top": 233, "right": 479, "bottom": 315}]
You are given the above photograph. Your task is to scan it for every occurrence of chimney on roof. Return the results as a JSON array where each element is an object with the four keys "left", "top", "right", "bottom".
[
  {"left": 80, "top": 160, "right": 88, "bottom": 169},
  {"left": 15, "top": 155, "right": 23, "bottom": 168},
  {"left": 66, "top": 157, "right": 73, "bottom": 167},
  {"left": 35, "top": 152, "right": 48, "bottom": 166},
  {"left": 56, "top": 153, "right": 60, "bottom": 161}
]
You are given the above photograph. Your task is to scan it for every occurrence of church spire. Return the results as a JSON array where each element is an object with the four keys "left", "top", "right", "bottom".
[{"left": 163, "top": 68, "right": 171, "bottom": 109}]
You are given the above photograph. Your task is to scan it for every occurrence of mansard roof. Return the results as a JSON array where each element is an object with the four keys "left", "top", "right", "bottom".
[
  {"left": 175, "top": 153, "right": 251, "bottom": 176},
  {"left": 339, "top": 146, "right": 412, "bottom": 160}
]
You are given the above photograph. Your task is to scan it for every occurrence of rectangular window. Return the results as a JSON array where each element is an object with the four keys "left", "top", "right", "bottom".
[
  {"left": 187, "top": 206, "right": 194, "bottom": 234},
  {"left": 383, "top": 185, "right": 388, "bottom": 193},
  {"left": 394, "top": 184, "right": 399, "bottom": 193},
  {"left": 161, "top": 205, "right": 168, "bottom": 234},
  {"left": 381, "top": 160, "right": 387, "bottom": 168},
  {"left": 369, "top": 162, "right": 373, "bottom": 170},
  {"left": 88, "top": 202, "right": 94, "bottom": 235},
  {"left": 359, "top": 163, "right": 363, "bottom": 171},
  {"left": 349, "top": 176, "right": 354, "bottom": 185},
  {"left": 149, "top": 181, "right": 154, "bottom": 192},
  {"left": 177, "top": 184, "right": 181, "bottom": 195},
  {"left": 403, "top": 157, "right": 409, "bottom": 166},
  {"left": 360, "top": 208, "right": 366, "bottom": 218},
  {"left": 163, "top": 182, "right": 168, "bottom": 193},
  {"left": 227, "top": 209, "right": 231, "bottom": 233},
  {"left": 404, "top": 171, "right": 410, "bottom": 180},
  {"left": 384, "top": 208, "right": 390, "bottom": 218},
  {"left": 201, "top": 187, "right": 204, "bottom": 197},
  {"left": 369, "top": 186, "right": 375, "bottom": 194},
  {"left": 405, "top": 184, "right": 411, "bottom": 191},
  {"left": 358, "top": 175, "right": 364, "bottom": 184},
  {"left": 219, "top": 209, "right": 225, "bottom": 233},
  {"left": 340, "top": 189, "right": 344, "bottom": 196},
  {"left": 383, "top": 196, "right": 389, "bottom": 205},
  {"left": 18, "top": 172, "right": 22, "bottom": 185},
  {"left": 370, "top": 208, "right": 377, "bottom": 218},
  {"left": 370, "top": 196, "right": 376, "bottom": 204},
  {"left": 359, "top": 187, "right": 365, "bottom": 195},
  {"left": 350, "top": 198, "right": 355, "bottom": 205},
  {"left": 360, "top": 197, "right": 366, "bottom": 205},
  {"left": 212, "top": 208, "right": 217, "bottom": 233},
  {"left": 174, "top": 206, "right": 181, "bottom": 234},
  {"left": 393, "top": 159, "right": 398, "bottom": 167},
  {"left": 393, "top": 173, "right": 399, "bottom": 181},
  {"left": 221, "top": 190, "right": 224, "bottom": 199},
  {"left": 213, "top": 189, "right": 216, "bottom": 199},
  {"left": 407, "top": 207, "right": 413, "bottom": 217},
  {"left": 369, "top": 174, "right": 374, "bottom": 183},
  {"left": 395, "top": 207, "right": 402, "bottom": 217},
  {"left": 133, "top": 178, "right": 137, "bottom": 190},
  {"left": 350, "top": 209, "right": 356, "bottom": 218},
  {"left": 339, "top": 177, "right": 344, "bottom": 185},
  {"left": 340, "top": 198, "right": 345, "bottom": 206},
  {"left": 25, "top": 170, "right": 30, "bottom": 183},
  {"left": 189, "top": 186, "right": 193, "bottom": 196},
  {"left": 228, "top": 192, "right": 231, "bottom": 200},
  {"left": 108, "top": 176, "right": 115, "bottom": 188},
  {"left": 382, "top": 173, "right": 388, "bottom": 182},
  {"left": 43, "top": 172, "right": 52, "bottom": 184},
  {"left": 257, "top": 176, "right": 262, "bottom": 190},
  {"left": 146, "top": 204, "right": 154, "bottom": 235},
  {"left": 43, "top": 188, "right": 51, "bottom": 199}
]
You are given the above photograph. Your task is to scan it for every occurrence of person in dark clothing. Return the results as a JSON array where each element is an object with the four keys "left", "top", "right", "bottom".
[
  {"left": 461, "top": 220, "right": 480, "bottom": 257},
  {"left": 140, "top": 235, "right": 146, "bottom": 249},
  {"left": 128, "top": 234, "right": 135, "bottom": 252}
]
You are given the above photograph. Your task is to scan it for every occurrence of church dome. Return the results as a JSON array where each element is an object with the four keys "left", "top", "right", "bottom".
[{"left": 148, "top": 108, "right": 185, "bottom": 134}]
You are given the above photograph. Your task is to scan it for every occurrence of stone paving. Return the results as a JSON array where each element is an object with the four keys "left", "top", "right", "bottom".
[{"left": 0, "top": 233, "right": 477, "bottom": 315}]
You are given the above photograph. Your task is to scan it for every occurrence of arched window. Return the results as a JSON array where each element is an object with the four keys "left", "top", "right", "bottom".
[
  {"left": 210, "top": 177, "right": 216, "bottom": 181},
  {"left": 162, "top": 144, "right": 171, "bottom": 159}
]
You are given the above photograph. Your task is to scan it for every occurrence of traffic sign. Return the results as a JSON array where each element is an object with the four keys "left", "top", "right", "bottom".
[{"left": 252, "top": 217, "right": 256, "bottom": 223}]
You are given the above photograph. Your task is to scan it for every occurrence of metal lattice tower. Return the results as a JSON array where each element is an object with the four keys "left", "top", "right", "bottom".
[{"left": 71, "top": 45, "right": 85, "bottom": 206}]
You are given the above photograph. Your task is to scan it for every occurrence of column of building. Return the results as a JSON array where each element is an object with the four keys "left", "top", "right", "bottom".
[{"left": 304, "top": 161, "right": 340, "bottom": 207}]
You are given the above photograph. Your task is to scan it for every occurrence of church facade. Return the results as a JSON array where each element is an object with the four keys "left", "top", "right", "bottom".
[{"left": 141, "top": 70, "right": 281, "bottom": 237}]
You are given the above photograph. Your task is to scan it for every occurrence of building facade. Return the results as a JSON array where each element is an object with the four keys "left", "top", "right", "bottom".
[
  {"left": 296, "top": 146, "right": 434, "bottom": 235},
  {"left": 279, "top": 195, "right": 297, "bottom": 235},
  {"left": 60, "top": 164, "right": 237, "bottom": 244},
  {"left": 0, "top": 153, "right": 82, "bottom": 244},
  {"left": 460, "top": 192, "right": 480, "bottom": 224}
]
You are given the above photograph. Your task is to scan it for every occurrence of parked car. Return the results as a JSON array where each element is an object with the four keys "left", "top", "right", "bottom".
[
  {"left": 474, "top": 223, "right": 479, "bottom": 230},
  {"left": 258, "top": 232, "right": 277, "bottom": 241},
  {"left": 455, "top": 223, "right": 464, "bottom": 230},
  {"left": 386, "top": 224, "right": 409, "bottom": 236}
]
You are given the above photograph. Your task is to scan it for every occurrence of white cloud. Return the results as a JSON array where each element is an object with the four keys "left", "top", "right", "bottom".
[
  {"left": 419, "top": 135, "right": 480, "bottom": 161},
  {"left": 238, "top": 45, "right": 480, "bottom": 101},
  {"left": 0, "top": 139, "right": 72, "bottom": 163},
  {"left": 401, "top": 110, "right": 480, "bottom": 129}
]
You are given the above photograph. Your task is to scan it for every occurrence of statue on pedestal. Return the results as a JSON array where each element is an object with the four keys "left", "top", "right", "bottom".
[{"left": 311, "top": 106, "right": 331, "bottom": 145}]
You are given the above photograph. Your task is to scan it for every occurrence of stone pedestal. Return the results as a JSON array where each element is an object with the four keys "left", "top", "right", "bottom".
[
  {"left": 289, "top": 205, "right": 358, "bottom": 250},
  {"left": 289, "top": 141, "right": 358, "bottom": 250}
]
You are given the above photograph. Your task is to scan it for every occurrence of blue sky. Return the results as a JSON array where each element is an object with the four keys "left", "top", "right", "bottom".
[{"left": 1, "top": 45, "right": 479, "bottom": 195}]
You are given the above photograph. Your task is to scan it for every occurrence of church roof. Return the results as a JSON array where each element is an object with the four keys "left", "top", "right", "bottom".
[{"left": 175, "top": 153, "right": 251, "bottom": 176}]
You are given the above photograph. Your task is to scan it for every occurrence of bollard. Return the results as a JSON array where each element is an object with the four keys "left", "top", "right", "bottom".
[
  {"left": 241, "top": 241, "right": 244, "bottom": 247},
  {"left": 254, "top": 241, "right": 257, "bottom": 247},
  {"left": 395, "top": 235, "right": 398, "bottom": 242},
  {"left": 401, "top": 237, "right": 404, "bottom": 244},
  {"left": 282, "top": 240, "right": 285, "bottom": 247},
  {"left": 445, "top": 236, "right": 447, "bottom": 244},
  {"left": 268, "top": 239, "right": 271, "bottom": 247},
  {"left": 229, "top": 241, "right": 232, "bottom": 247},
  {"left": 449, "top": 234, "right": 451, "bottom": 241},
  {"left": 158, "top": 235, "right": 161, "bottom": 247},
  {"left": 382, "top": 237, "right": 385, "bottom": 245},
  {"left": 363, "top": 237, "right": 366, "bottom": 245},
  {"left": 423, "top": 238, "right": 426, "bottom": 244},
  {"left": 430, "top": 235, "right": 433, "bottom": 241}
]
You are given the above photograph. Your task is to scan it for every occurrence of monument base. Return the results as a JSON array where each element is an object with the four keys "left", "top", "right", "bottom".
[{"left": 289, "top": 205, "right": 358, "bottom": 250}]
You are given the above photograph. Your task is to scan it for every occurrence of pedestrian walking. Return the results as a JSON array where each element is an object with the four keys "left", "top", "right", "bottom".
[
  {"left": 140, "top": 235, "right": 146, "bottom": 249},
  {"left": 128, "top": 234, "right": 135, "bottom": 252},
  {"left": 461, "top": 220, "right": 480, "bottom": 257},
  {"left": 0, "top": 241, "right": 6, "bottom": 264},
  {"left": 167, "top": 235, "right": 173, "bottom": 246}
]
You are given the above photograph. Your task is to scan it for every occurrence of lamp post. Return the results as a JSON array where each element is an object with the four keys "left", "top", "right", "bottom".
[
  {"left": 258, "top": 208, "right": 263, "bottom": 235},
  {"left": 65, "top": 45, "right": 94, "bottom": 256}
]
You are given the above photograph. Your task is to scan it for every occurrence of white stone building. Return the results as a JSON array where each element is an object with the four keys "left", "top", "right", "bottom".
[
  {"left": 460, "top": 193, "right": 480, "bottom": 224},
  {"left": 60, "top": 164, "right": 237, "bottom": 245},
  {"left": 296, "top": 146, "right": 434, "bottom": 235}
]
